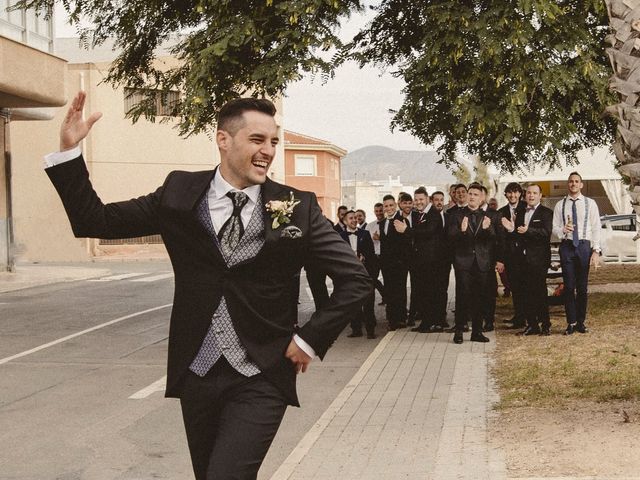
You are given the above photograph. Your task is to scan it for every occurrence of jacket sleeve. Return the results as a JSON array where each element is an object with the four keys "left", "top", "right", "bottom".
[
  {"left": 522, "top": 209, "right": 553, "bottom": 241},
  {"left": 297, "top": 193, "right": 372, "bottom": 359},
  {"left": 46, "top": 155, "right": 164, "bottom": 239}
]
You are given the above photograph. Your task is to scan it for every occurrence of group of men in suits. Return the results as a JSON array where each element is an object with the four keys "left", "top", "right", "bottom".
[{"left": 338, "top": 177, "right": 565, "bottom": 345}]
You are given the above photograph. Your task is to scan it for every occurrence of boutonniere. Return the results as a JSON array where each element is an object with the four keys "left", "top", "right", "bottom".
[{"left": 265, "top": 191, "right": 301, "bottom": 229}]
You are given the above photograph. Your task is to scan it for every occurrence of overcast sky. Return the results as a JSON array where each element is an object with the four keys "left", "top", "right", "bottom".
[{"left": 54, "top": 5, "right": 428, "bottom": 153}]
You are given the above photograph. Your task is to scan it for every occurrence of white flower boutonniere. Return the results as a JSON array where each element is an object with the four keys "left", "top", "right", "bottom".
[{"left": 266, "top": 192, "right": 301, "bottom": 230}]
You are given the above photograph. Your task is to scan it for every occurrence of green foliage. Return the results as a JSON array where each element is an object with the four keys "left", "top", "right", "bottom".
[
  {"left": 15, "top": 0, "right": 362, "bottom": 136},
  {"left": 349, "top": 0, "right": 618, "bottom": 172}
]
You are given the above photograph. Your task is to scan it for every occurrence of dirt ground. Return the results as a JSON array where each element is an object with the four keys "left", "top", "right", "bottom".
[{"left": 491, "top": 401, "right": 640, "bottom": 478}]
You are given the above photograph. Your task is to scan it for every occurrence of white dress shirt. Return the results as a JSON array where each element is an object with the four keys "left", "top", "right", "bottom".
[
  {"left": 365, "top": 221, "right": 381, "bottom": 255},
  {"left": 524, "top": 203, "right": 539, "bottom": 226},
  {"left": 44, "top": 147, "right": 316, "bottom": 358},
  {"left": 552, "top": 194, "right": 601, "bottom": 251},
  {"left": 345, "top": 228, "right": 358, "bottom": 252}
]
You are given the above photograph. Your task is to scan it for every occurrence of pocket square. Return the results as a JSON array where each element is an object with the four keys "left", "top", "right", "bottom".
[{"left": 281, "top": 225, "right": 303, "bottom": 239}]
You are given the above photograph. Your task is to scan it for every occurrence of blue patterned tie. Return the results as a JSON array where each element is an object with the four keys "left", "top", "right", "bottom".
[
  {"left": 218, "top": 191, "right": 248, "bottom": 258},
  {"left": 571, "top": 199, "right": 579, "bottom": 247}
]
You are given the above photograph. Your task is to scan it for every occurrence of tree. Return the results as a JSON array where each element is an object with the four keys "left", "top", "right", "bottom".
[
  {"left": 604, "top": 0, "right": 640, "bottom": 230},
  {"left": 15, "top": 0, "right": 362, "bottom": 137},
  {"left": 348, "top": 0, "right": 617, "bottom": 172}
]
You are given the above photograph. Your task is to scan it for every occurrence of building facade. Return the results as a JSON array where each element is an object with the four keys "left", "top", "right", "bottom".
[
  {"left": 283, "top": 130, "right": 345, "bottom": 222},
  {"left": 1, "top": 5, "right": 66, "bottom": 270},
  {"left": 9, "top": 39, "right": 285, "bottom": 262}
]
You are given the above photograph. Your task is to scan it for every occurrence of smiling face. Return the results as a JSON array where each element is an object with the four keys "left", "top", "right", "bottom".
[
  {"left": 344, "top": 212, "right": 357, "bottom": 230},
  {"left": 374, "top": 204, "right": 384, "bottom": 221},
  {"left": 505, "top": 189, "right": 521, "bottom": 206},
  {"left": 456, "top": 187, "right": 468, "bottom": 205},
  {"left": 414, "top": 193, "right": 429, "bottom": 212},
  {"left": 216, "top": 110, "right": 279, "bottom": 189},
  {"left": 383, "top": 198, "right": 397, "bottom": 218},
  {"left": 432, "top": 193, "right": 445, "bottom": 211},
  {"left": 399, "top": 199, "right": 413, "bottom": 215},
  {"left": 568, "top": 174, "right": 583, "bottom": 197}
]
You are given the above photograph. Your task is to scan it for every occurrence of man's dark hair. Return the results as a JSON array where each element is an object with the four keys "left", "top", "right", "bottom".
[
  {"left": 431, "top": 191, "right": 445, "bottom": 199},
  {"left": 455, "top": 184, "right": 467, "bottom": 192},
  {"left": 468, "top": 184, "right": 483, "bottom": 193},
  {"left": 504, "top": 182, "right": 523, "bottom": 194},
  {"left": 568, "top": 171, "right": 583, "bottom": 181},
  {"left": 398, "top": 192, "right": 413, "bottom": 203},
  {"left": 355, "top": 209, "right": 366, "bottom": 215},
  {"left": 382, "top": 194, "right": 395, "bottom": 202},
  {"left": 344, "top": 210, "right": 356, "bottom": 216},
  {"left": 337, "top": 205, "right": 348, "bottom": 212},
  {"left": 414, "top": 186, "right": 428, "bottom": 196},
  {"left": 217, "top": 98, "right": 276, "bottom": 135},
  {"left": 374, "top": 202, "right": 383, "bottom": 208}
]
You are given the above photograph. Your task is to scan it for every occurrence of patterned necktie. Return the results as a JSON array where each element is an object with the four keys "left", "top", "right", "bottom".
[
  {"left": 571, "top": 199, "right": 579, "bottom": 247},
  {"left": 218, "top": 191, "right": 249, "bottom": 258}
]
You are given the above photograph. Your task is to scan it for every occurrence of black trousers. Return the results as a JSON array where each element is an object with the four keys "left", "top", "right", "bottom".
[
  {"left": 521, "top": 263, "right": 550, "bottom": 329},
  {"left": 180, "top": 359, "right": 287, "bottom": 480},
  {"left": 351, "top": 284, "right": 376, "bottom": 335},
  {"left": 504, "top": 260, "right": 526, "bottom": 325},
  {"left": 430, "top": 261, "right": 450, "bottom": 327},
  {"left": 371, "top": 255, "right": 385, "bottom": 299},
  {"left": 381, "top": 260, "right": 408, "bottom": 327},
  {"left": 454, "top": 262, "right": 490, "bottom": 334}
]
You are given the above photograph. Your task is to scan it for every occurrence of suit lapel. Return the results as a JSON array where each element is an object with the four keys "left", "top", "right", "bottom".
[{"left": 261, "top": 177, "right": 289, "bottom": 247}]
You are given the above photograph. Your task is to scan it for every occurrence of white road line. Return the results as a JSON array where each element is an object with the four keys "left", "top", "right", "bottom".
[
  {"left": 89, "top": 273, "right": 148, "bottom": 282},
  {"left": 129, "top": 376, "right": 167, "bottom": 399},
  {"left": 0, "top": 304, "right": 173, "bottom": 366},
  {"left": 131, "top": 273, "right": 174, "bottom": 282},
  {"left": 269, "top": 331, "right": 396, "bottom": 480}
]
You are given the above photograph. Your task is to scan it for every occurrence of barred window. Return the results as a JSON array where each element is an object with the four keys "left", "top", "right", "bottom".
[{"left": 124, "top": 88, "right": 179, "bottom": 117}]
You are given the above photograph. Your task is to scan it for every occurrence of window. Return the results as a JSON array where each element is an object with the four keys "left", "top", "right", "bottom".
[
  {"left": 295, "top": 155, "right": 316, "bottom": 176},
  {"left": 124, "top": 87, "right": 179, "bottom": 117}
]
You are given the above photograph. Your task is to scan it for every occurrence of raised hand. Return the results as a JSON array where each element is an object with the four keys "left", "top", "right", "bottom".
[
  {"left": 393, "top": 219, "right": 407, "bottom": 233},
  {"left": 60, "top": 91, "right": 103, "bottom": 151},
  {"left": 461, "top": 216, "right": 469, "bottom": 232},
  {"left": 501, "top": 216, "right": 514, "bottom": 231},
  {"left": 482, "top": 216, "right": 491, "bottom": 229},
  {"left": 517, "top": 225, "right": 528, "bottom": 234}
]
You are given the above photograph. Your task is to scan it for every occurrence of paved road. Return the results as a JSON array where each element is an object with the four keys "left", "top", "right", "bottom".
[{"left": 0, "top": 262, "right": 383, "bottom": 480}]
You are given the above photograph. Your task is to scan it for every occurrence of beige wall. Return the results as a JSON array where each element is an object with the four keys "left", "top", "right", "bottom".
[
  {"left": 1, "top": 115, "right": 7, "bottom": 268},
  {"left": 10, "top": 60, "right": 285, "bottom": 262}
]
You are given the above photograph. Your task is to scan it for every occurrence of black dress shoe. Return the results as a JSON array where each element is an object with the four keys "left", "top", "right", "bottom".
[
  {"left": 453, "top": 331, "right": 463, "bottom": 344},
  {"left": 522, "top": 326, "right": 541, "bottom": 336},
  {"left": 411, "top": 326, "right": 429, "bottom": 333},
  {"left": 575, "top": 323, "right": 588, "bottom": 334},
  {"left": 347, "top": 331, "right": 363, "bottom": 338},
  {"left": 367, "top": 333, "right": 377, "bottom": 339},
  {"left": 540, "top": 327, "right": 551, "bottom": 336},
  {"left": 483, "top": 323, "right": 494, "bottom": 332},
  {"left": 407, "top": 319, "right": 416, "bottom": 327},
  {"left": 470, "top": 333, "right": 490, "bottom": 342},
  {"left": 396, "top": 322, "right": 407, "bottom": 329},
  {"left": 429, "top": 325, "right": 444, "bottom": 333},
  {"left": 444, "top": 326, "right": 457, "bottom": 333},
  {"left": 564, "top": 323, "right": 576, "bottom": 335}
]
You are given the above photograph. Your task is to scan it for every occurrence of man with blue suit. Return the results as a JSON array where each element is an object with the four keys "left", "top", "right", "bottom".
[{"left": 341, "top": 210, "right": 378, "bottom": 338}]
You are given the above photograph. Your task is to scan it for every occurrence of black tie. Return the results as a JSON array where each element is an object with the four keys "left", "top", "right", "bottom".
[
  {"left": 218, "top": 191, "right": 249, "bottom": 258},
  {"left": 469, "top": 211, "right": 479, "bottom": 231},
  {"left": 347, "top": 231, "right": 358, "bottom": 236}
]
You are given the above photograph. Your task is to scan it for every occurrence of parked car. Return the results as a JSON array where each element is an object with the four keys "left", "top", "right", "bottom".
[{"left": 600, "top": 214, "right": 638, "bottom": 261}]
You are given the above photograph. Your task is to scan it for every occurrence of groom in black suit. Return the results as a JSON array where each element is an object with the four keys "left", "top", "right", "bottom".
[{"left": 44, "top": 92, "right": 371, "bottom": 480}]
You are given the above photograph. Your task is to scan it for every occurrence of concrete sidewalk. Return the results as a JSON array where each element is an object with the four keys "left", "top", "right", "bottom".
[
  {"left": 0, "top": 263, "right": 111, "bottom": 293},
  {"left": 270, "top": 327, "right": 506, "bottom": 480}
]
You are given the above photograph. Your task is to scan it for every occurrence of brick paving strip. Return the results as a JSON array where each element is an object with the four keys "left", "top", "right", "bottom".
[{"left": 270, "top": 329, "right": 507, "bottom": 480}]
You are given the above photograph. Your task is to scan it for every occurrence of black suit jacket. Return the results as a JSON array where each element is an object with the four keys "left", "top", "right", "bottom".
[
  {"left": 498, "top": 201, "right": 526, "bottom": 263},
  {"left": 46, "top": 157, "right": 371, "bottom": 406},
  {"left": 339, "top": 229, "right": 376, "bottom": 277},
  {"left": 514, "top": 205, "right": 553, "bottom": 271},
  {"left": 447, "top": 207, "right": 502, "bottom": 272},
  {"left": 379, "top": 212, "right": 412, "bottom": 266},
  {"left": 409, "top": 207, "right": 447, "bottom": 265}
]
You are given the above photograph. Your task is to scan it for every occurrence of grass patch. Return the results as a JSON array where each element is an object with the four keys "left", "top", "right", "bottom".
[
  {"left": 589, "top": 264, "right": 640, "bottom": 284},
  {"left": 493, "top": 293, "right": 640, "bottom": 408}
]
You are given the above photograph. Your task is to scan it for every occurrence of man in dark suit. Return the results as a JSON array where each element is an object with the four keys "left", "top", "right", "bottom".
[
  {"left": 407, "top": 186, "right": 430, "bottom": 325},
  {"left": 340, "top": 210, "right": 377, "bottom": 338},
  {"left": 334, "top": 205, "right": 348, "bottom": 232},
  {"left": 410, "top": 190, "right": 449, "bottom": 332},
  {"left": 44, "top": 92, "right": 371, "bottom": 480},
  {"left": 498, "top": 182, "right": 526, "bottom": 329},
  {"left": 447, "top": 185, "right": 502, "bottom": 344},
  {"left": 504, "top": 184, "right": 553, "bottom": 335},
  {"left": 379, "top": 193, "right": 412, "bottom": 330}
]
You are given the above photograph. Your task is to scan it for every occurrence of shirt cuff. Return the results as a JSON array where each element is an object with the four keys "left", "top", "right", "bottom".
[
  {"left": 43, "top": 146, "right": 82, "bottom": 168},
  {"left": 293, "top": 334, "right": 316, "bottom": 359}
]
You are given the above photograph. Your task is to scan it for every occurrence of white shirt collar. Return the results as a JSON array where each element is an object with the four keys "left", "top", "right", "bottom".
[
  {"left": 526, "top": 203, "right": 540, "bottom": 211},
  {"left": 213, "top": 168, "right": 261, "bottom": 204},
  {"left": 346, "top": 227, "right": 358, "bottom": 233},
  {"left": 567, "top": 193, "right": 584, "bottom": 202}
]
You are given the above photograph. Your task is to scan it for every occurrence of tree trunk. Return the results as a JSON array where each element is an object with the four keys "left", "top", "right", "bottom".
[{"left": 604, "top": 0, "right": 640, "bottom": 244}]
